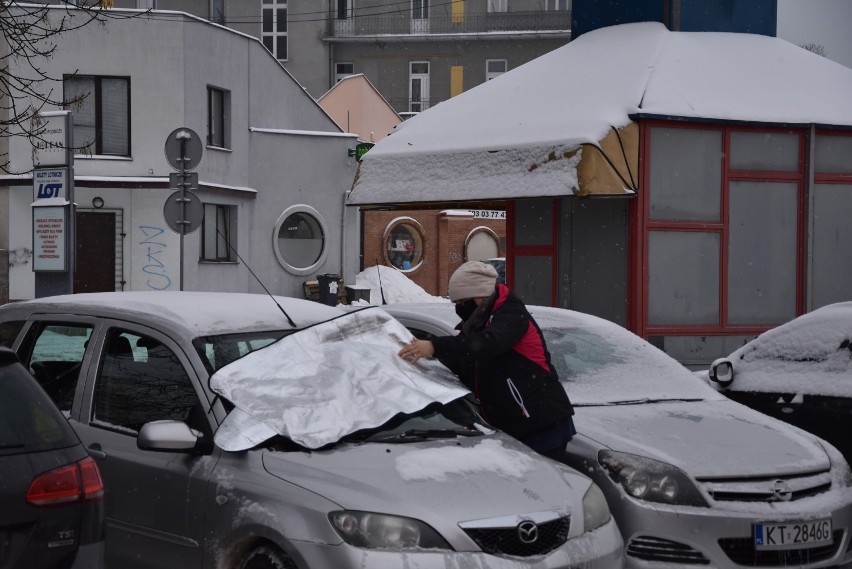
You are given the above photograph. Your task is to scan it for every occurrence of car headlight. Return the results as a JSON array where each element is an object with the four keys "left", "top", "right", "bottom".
[
  {"left": 816, "top": 439, "right": 852, "bottom": 488},
  {"left": 599, "top": 450, "right": 708, "bottom": 507},
  {"left": 329, "top": 511, "right": 452, "bottom": 550},
  {"left": 582, "top": 482, "right": 611, "bottom": 531}
]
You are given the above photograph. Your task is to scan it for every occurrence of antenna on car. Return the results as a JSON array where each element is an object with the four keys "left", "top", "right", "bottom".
[
  {"left": 217, "top": 229, "right": 297, "bottom": 327},
  {"left": 376, "top": 259, "right": 387, "bottom": 305}
]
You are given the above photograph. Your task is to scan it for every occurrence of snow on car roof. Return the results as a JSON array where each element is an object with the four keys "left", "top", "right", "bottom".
[
  {"left": 10, "top": 291, "right": 342, "bottom": 337},
  {"left": 726, "top": 301, "right": 852, "bottom": 397}
]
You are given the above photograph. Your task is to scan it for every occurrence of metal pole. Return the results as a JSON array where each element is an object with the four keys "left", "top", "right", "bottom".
[{"left": 176, "top": 131, "right": 190, "bottom": 291}]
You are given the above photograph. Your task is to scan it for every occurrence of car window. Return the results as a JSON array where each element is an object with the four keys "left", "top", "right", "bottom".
[
  {"left": 0, "top": 357, "right": 78, "bottom": 456},
  {"left": 193, "top": 330, "right": 291, "bottom": 373},
  {"left": 22, "top": 323, "right": 93, "bottom": 415},
  {"left": 409, "top": 327, "right": 438, "bottom": 341},
  {"left": 0, "top": 321, "right": 25, "bottom": 348},
  {"left": 92, "top": 329, "right": 203, "bottom": 435},
  {"left": 539, "top": 323, "right": 715, "bottom": 405},
  {"left": 544, "top": 328, "right": 625, "bottom": 379}
]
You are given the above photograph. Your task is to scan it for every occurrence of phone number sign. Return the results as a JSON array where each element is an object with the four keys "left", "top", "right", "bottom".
[{"left": 470, "top": 210, "right": 506, "bottom": 219}]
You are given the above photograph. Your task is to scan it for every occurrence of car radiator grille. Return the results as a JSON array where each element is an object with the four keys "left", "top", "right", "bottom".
[
  {"left": 719, "top": 530, "right": 843, "bottom": 566},
  {"left": 626, "top": 536, "right": 710, "bottom": 565},
  {"left": 697, "top": 469, "right": 832, "bottom": 503},
  {"left": 462, "top": 516, "right": 570, "bottom": 557}
]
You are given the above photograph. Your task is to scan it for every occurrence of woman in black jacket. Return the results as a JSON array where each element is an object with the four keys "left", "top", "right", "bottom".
[{"left": 399, "top": 261, "right": 575, "bottom": 460}]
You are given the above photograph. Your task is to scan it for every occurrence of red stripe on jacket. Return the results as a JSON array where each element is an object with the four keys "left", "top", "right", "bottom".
[{"left": 492, "top": 285, "right": 550, "bottom": 372}]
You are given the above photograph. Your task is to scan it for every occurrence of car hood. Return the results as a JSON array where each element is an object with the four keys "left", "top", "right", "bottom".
[
  {"left": 575, "top": 399, "right": 830, "bottom": 478},
  {"left": 262, "top": 434, "right": 589, "bottom": 523}
]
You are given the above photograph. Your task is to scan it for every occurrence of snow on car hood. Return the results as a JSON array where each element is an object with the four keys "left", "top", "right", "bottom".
[
  {"left": 727, "top": 301, "right": 852, "bottom": 397},
  {"left": 262, "top": 435, "right": 587, "bottom": 522},
  {"left": 211, "top": 308, "right": 468, "bottom": 451},
  {"left": 576, "top": 399, "right": 830, "bottom": 478}
]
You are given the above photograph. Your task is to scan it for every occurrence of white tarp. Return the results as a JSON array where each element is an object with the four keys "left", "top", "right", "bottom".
[{"left": 210, "top": 307, "right": 467, "bottom": 451}]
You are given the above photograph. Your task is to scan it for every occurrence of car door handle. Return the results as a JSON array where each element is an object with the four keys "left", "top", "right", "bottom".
[{"left": 87, "top": 443, "right": 108, "bottom": 460}]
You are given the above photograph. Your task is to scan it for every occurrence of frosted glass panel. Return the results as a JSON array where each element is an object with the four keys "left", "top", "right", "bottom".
[
  {"left": 815, "top": 134, "right": 852, "bottom": 173},
  {"left": 730, "top": 131, "right": 798, "bottom": 171},
  {"left": 812, "top": 184, "right": 852, "bottom": 307},
  {"left": 648, "top": 231, "right": 719, "bottom": 325},
  {"left": 515, "top": 198, "right": 552, "bottom": 246},
  {"left": 514, "top": 256, "right": 552, "bottom": 307},
  {"left": 727, "top": 182, "right": 797, "bottom": 324},
  {"left": 649, "top": 128, "right": 722, "bottom": 221}
]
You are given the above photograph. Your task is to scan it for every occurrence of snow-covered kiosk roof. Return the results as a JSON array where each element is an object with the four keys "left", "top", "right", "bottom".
[{"left": 348, "top": 22, "right": 852, "bottom": 206}]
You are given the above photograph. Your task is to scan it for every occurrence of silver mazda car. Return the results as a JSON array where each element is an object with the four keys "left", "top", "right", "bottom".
[
  {"left": 0, "top": 292, "right": 623, "bottom": 569},
  {"left": 384, "top": 302, "right": 852, "bottom": 569}
]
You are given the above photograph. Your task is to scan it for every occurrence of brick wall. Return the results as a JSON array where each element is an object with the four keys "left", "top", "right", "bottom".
[{"left": 362, "top": 210, "right": 505, "bottom": 297}]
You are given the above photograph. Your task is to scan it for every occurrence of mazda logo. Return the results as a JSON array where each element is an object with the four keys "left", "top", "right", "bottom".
[
  {"left": 517, "top": 520, "right": 539, "bottom": 544},
  {"left": 771, "top": 479, "right": 792, "bottom": 502}
]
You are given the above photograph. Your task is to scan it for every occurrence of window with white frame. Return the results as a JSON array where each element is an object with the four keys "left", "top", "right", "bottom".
[
  {"left": 486, "top": 59, "right": 507, "bottom": 81},
  {"left": 209, "top": 0, "right": 224, "bottom": 24},
  {"left": 262, "top": 0, "right": 288, "bottom": 61},
  {"left": 336, "top": 0, "right": 352, "bottom": 19},
  {"left": 201, "top": 204, "right": 236, "bottom": 262},
  {"left": 274, "top": 205, "right": 328, "bottom": 276},
  {"left": 546, "top": 0, "right": 570, "bottom": 9},
  {"left": 409, "top": 61, "right": 430, "bottom": 113},
  {"left": 207, "top": 86, "right": 230, "bottom": 149},
  {"left": 411, "top": 0, "right": 429, "bottom": 19},
  {"left": 487, "top": 0, "right": 508, "bottom": 12},
  {"left": 63, "top": 75, "right": 130, "bottom": 157},
  {"left": 335, "top": 62, "right": 354, "bottom": 83}
]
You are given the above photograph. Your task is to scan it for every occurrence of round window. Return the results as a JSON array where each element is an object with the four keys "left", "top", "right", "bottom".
[
  {"left": 384, "top": 219, "right": 424, "bottom": 272},
  {"left": 273, "top": 206, "right": 327, "bottom": 276},
  {"left": 465, "top": 228, "right": 499, "bottom": 262}
]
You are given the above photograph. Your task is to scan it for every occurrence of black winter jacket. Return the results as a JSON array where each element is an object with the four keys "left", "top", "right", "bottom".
[{"left": 431, "top": 285, "right": 574, "bottom": 440}]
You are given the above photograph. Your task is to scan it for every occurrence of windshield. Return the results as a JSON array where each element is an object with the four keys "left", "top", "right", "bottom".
[
  {"left": 193, "top": 330, "right": 293, "bottom": 374},
  {"left": 341, "top": 398, "right": 486, "bottom": 444},
  {"left": 538, "top": 317, "right": 716, "bottom": 406}
]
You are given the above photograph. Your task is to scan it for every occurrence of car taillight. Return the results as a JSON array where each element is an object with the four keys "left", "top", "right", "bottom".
[{"left": 26, "top": 456, "right": 105, "bottom": 506}]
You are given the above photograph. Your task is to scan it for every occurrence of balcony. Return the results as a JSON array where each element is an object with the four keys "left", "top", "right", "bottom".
[{"left": 326, "top": 10, "right": 571, "bottom": 38}]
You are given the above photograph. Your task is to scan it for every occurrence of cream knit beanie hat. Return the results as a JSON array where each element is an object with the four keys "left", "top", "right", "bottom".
[{"left": 448, "top": 261, "right": 498, "bottom": 302}]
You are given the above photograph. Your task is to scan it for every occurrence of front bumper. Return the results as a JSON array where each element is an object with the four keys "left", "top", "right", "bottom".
[
  {"left": 290, "top": 517, "right": 624, "bottom": 569},
  {"left": 614, "top": 494, "right": 852, "bottom": 569}
]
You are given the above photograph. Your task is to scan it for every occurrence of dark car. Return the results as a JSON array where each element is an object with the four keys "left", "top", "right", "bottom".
[
  {"left": 707, "top": 301, "right": 852, "bottom": 464},
  {"left": 0, "top": 346, "right": 105, "bottom": 569}
]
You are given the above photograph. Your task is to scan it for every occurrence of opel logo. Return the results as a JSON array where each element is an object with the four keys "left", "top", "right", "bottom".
[
  {"left": 517, "top": 520, "right": 539, "bottom": 544},
  {"left": 771, "top": 479, "right": 793, "bottom": 502}
]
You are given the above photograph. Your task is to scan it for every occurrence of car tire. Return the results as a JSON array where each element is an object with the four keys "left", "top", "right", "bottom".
[{"left": 240, "top": 545, "right": 296, "bottom": 569}]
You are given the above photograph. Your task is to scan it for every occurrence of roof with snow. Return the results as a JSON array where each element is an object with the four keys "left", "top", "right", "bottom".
[{"left": 348, "top": 22, "right": 852, "bottom": 206}]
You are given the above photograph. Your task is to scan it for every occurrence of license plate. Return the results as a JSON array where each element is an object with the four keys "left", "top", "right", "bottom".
[{"left": 754, "top": 519, "right": 832, "bottom": 550}]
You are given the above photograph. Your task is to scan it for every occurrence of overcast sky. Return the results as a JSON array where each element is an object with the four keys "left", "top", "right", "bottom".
[{"left": 777, "top": 0, "right": 852, "bottom": 69}]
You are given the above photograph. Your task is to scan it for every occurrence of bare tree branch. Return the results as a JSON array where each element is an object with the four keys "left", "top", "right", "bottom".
[
  {"left": 800, "top": 42, "right": 827, "bottom": 58},
  {"left": 1, "top": 2, "right": 144, "bottom": 174}
]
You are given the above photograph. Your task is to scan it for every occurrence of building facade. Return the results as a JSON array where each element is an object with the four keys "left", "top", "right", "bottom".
[{"left": 1, "top": 6, "right": 359, "bottom": 303}]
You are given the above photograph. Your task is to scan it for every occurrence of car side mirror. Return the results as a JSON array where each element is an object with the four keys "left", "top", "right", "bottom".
[
  {"left": 137, "top": 420, "right": 201, "bottom": 453},
  {"left": 709, "top": 358, "right": 734, "bottom": 389}
]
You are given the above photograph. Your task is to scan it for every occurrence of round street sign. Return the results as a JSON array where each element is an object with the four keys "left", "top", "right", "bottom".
[
  {"left": 164, "top": 127, "right": 203, "bottom": 171},
  {"left": 163, "top": 190, "right": 204, "bottom": 234}
]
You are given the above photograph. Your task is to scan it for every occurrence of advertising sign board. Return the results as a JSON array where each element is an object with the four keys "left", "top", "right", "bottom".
[
  {"left": 33, "top": 206, "right": 67, "bottom": 271},
  {"left": 33, "top": 168, "right": 68, "bottom": 201},
  {"left": 32, "top": 111, "right": 72, "bottom": 168}
]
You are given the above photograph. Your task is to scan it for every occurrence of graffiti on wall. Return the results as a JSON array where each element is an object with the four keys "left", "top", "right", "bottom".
[
  {"left": 138, "top": 225, "right": 172, "bottom": 290},
  {"left": 7, "top": 248, "right": 33, "bottom": 267}
]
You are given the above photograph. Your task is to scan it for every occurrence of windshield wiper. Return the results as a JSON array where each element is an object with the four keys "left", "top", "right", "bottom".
[
  {"left": 369, "top": 428, "right": 483, "bottom": 443},
  {"left": 0, "top": 443, "right": 25, "bottom": 449},
  {"left": 577, "top": 397, "right": 704, "bottom": 407}
]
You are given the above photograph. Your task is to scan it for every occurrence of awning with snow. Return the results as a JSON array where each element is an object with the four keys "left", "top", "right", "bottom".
[{"left": 348, "top": 22, "right": 852, "bottom": 206}]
